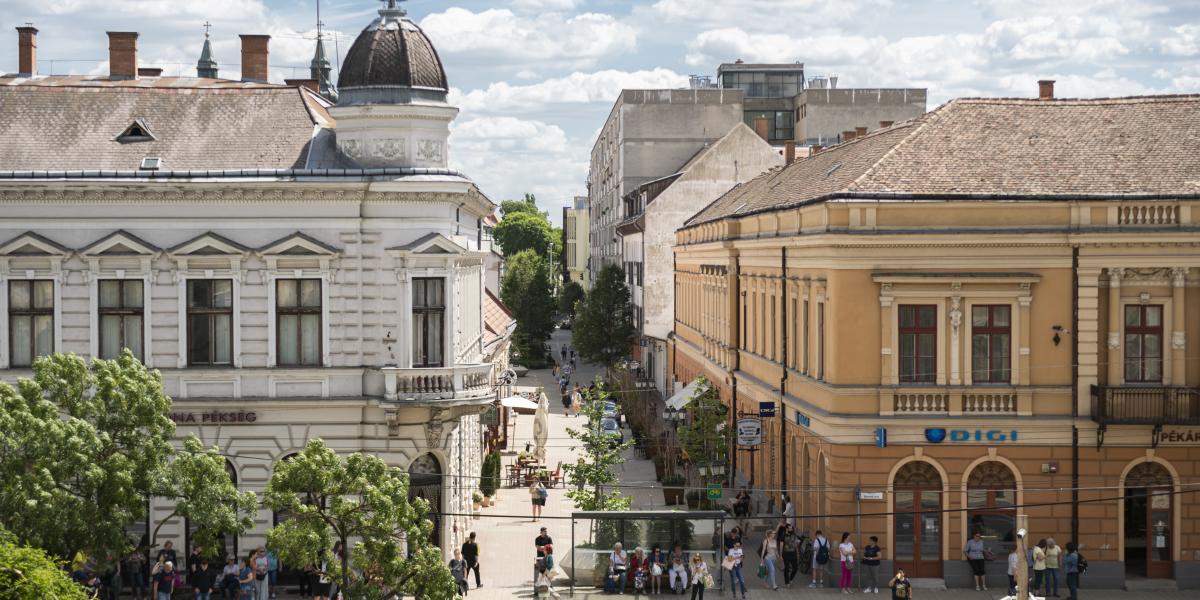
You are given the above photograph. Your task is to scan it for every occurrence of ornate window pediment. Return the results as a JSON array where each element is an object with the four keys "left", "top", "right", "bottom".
[
  {"left": 258, "top": 232, "right": 338, "bottom": 272},
  {"left": 167, "top": 232, "right": 249, "bottom": 274},
  {"left": 0, "top": 231, "right": 70, "bottom": 276},
  {"left": 79, "top": 230, "right": 159, "bottom": 276}
]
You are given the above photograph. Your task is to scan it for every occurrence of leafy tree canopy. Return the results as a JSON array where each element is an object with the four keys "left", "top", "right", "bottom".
[
  {"left": 152, "top": 437, "right": 258, "bottom": 556},
  {"left": 264, "top": 438, "right": 457, "bottom": 600},
  {"left": 562, "top": 382, "right": 633, "bottom": 512},
  {"left": 0, "top": 527, "right": 90, "bottom": 600},
  {"left": 493, "top": 211, "right": 554, "bottom": 258},
  {"left": 572, "top": 264, "right": 637, "bottom": 369},
  {"left": 558, "top": 280, "right": 586, "bottom": 318},
  {"left": 0, "top": 352, "right": 174, "bottom": 561},
  {"left": 499, "top": 193, "right": 543, "bottom": 219},
  {"left": 501, "top": 250, "right": 557, "bottom": 367}
]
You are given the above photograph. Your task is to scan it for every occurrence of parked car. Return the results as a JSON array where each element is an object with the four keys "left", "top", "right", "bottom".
[
  {"left": 600, "top": 417, "right": 624, "bottom": 446},
  {"left": 602, "top": 401, "right": 622, "bottom": 423}
]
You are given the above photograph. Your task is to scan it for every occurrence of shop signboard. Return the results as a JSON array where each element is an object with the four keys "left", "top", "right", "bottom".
[{"left": 737, "top": 418, "right": 762, "bottom": 446}]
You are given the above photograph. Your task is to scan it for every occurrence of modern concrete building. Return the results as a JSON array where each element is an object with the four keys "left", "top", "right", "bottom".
[
  {"left": 0, "top": 1, "right": 510, "bottom": 576},
  {"left": 616, "top": 124, "right": 783, "bottom": 396},
  {"left": 563, "top": 196, "right": 590, "bottom": 288},
  {"left": 672, "top": 83, "right": 1200, "bottom": 589},
  {"left": 586, "top": 88, "right": 744, "bottom": 283}
]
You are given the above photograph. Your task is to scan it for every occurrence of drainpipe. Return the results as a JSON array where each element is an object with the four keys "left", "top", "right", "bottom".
[
  {"left": 780, "top": 247, "right": 789, "bottom": 496},
  {"left": 1071, "top": 245, "right": 1080, "bottom": 543},
  {"left": 732, "top": 254, "right": 742, "bottom": 485}
]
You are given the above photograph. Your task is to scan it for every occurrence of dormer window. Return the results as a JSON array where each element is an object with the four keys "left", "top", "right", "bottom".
[{"left": 116, "top": 119, "right": 156, "bottom": 143}]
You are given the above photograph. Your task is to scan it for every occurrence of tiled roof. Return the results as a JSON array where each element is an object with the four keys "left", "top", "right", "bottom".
[
  {"left": 687, "top": 95, "right": 1200, "bottom": 226},
  {"left": 0, "top": 81, "right": 327, "bottom": 171},
  {"left": 483, "top": 289, "right": 515, "bottom": 348},
  {"left": 338, "top": 19, "right": 448, "bottom": 91}
]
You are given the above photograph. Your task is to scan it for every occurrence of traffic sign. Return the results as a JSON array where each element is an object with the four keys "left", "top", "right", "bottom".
[{"left": 707, "top": 483, "right": 722, "bottom": 500}]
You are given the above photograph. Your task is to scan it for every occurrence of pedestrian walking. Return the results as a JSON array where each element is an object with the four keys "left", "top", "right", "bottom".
[
  {"left": 1062, "top": 542, "right": 1080, "bottom": 600},
  {"left": 193, "top": 558, "right": 217, "bottom": 600},
  {"left": 530, "top": 480, "right": 547, "bottom": 520},
  {"left": 560, "top": 346, "right": 567, "bottom": 361},
  {"left": 1007, "top": 549, "right": 1020, "bottom": 597},
  {"left": 1032, "top": 540, "right": 1048, "bottom": 595},
  {"left": 571, "top": 385, "right": 582, "bottom": 417},
  {"left": 267, "top": 549, "right": 279, "bottom": 599},
  {"left": 964, "top": 531, "right": 989, "bottom": 591},
  {"left": 253, "top": 547, "right": 270, "bottom": 600},
  {"left": 780, "top": 524, "right": 800, "bottom": 587},
  {"left": 449, "top": 548, "right": 469, "bottom": 596},
  {"left": 888, "top": 569, "right": 912, "bottom": 600},
  {"left": 782, "top": 494, "right": 796, "bottom": 530},
  {"left": 810, "top": 530, "right": 830, "bottom": 588},
  {"left": 689, "top": 554, "right": 710, "bottom": 600},
  {"left": 462, "top": 531, "right": 482, "bottom": 589},
  {"left": 759, "top": 530, "right": 780, "bottom": 590},
  {"left": 838, "top": 532, "right": 856, "bottom": 594},
  {"left": 723, "top": 541, "right": 747, "bottom": 599},
  {"left": 153, "top": 561, "right": 176, "bottom": 600},
  {"left": 533, "top": 553, "right": 560, "bottom": 599},
  {"left": 1045, "top": 538, "right": 1061, "bottom": 597},
  {"left": 862, "top": 536, "right": 881, "bottom": 594}
]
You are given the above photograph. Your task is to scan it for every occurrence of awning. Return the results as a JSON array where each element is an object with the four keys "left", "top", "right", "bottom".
[
  {"left": 665, "top": 380, "right": 706, "bottom": 411},
  {"left": 500, "top": 395, "right": 539, "bottom": 410}
]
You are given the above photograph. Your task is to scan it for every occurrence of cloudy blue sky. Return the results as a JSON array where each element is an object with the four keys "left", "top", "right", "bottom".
[{"left": 3, "top": 0, "right": 1199, "bottom": 222}]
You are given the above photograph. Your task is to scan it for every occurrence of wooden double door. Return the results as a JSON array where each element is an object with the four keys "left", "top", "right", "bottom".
[{"left": 893, "top": 461, "right": 943, "bottom": 578}]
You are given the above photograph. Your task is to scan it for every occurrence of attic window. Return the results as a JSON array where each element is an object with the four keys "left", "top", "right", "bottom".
[
  {"left": 117, "top": 119, "right": 156, "bottom": 143},
  {"left": 140, "top": 157, "right": 161, "bottom": 170}
]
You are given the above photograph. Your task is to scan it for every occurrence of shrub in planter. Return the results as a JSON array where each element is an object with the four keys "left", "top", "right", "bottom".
[
  {"left": 472, "top": 492, "right": 483, "bottom": 510},
  {"left": 480, "top": 451, "right": 501, "bottom": 498},
  {"left": 661, "top": 475, "right": 685, "bottom": 505}
]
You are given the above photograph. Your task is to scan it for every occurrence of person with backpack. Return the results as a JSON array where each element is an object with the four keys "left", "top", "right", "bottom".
[
  {"left": 780, "top": 524, "right": 800, "bottom": 587},
  {"left": 798, "top": 532, "right": 813, "bottom": 577},
  {"left": 862, "top": 536, "right": 882, "bottom": 594},
  {"left": 1062, "top": 542, "right": 1080, "bottom": 600},
  {"left": 530, "top": 481, "right": 547, "bottom": 521},
  {"left": 810, "top": 530, "right": 830, "bottom": 588}
]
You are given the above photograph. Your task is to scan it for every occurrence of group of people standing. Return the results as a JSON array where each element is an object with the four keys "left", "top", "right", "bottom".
[{"left": 1003, "top": 536, "right": 1083, "bottom": 600}]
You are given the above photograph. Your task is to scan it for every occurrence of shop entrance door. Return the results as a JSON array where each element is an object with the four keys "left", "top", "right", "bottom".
[
  {"left": 1124, "top": 462, "right": 1173, "bottom": 579},
  {"left": 893, "top": 462, "right": 943, "bottom": 578}
]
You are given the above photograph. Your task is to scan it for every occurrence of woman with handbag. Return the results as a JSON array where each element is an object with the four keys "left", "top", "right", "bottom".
[
  {"left": 760, "top": 530, "right": 780, "bottom": 590},
  {"left": 724, "top": 541, "right": 747, "bottom": 600},
  {"left": 963, "top": 531, "right": 989, "bottom": 591},
  {"left": 838, "top": 532, "right": 856, "bottom": 594},
  {"left": 648, "top": 546, "right": 666, "bottom": 594},
  {"left": 689, "top": 554, "right": 710, "bottom": 600},
  {"left": 609, "top": 542, "right": 628, "bottom": 594}
]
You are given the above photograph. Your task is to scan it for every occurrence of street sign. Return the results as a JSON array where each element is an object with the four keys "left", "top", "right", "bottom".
[
  {"left": 758, "top": 401, "right": 776, "bottom": 417},
  {"left": 875, "top": 426, "right": 888, "bottom": 448},
  {"left": 794, "top": 412, "right": 811, "bottom": 427},
  {"left": 707, "top": 483, "right": 722, "bottom": 500},
  {"left": 736, "top": 418, "right": 762, "bottom": 446},
  {"left": 858, "top": 491, "right": 884, "bottom": 501},
  {"left": 481, "top": 405, "right": 499, "bottom": 426}
]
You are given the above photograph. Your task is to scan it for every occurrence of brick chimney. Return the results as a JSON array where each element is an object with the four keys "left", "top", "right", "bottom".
[
  {"left": 285, "top": 78, "right": 319, "bottom": 93},
  {"left": 842, "top": 130, "right": 856, "bottom": 142},
  {"left": 1038, "top": 79, "right": 1055, "bottom": 100},
  {"left": 239, "top": 34, "right": 270, "bottom": 82},
  {"left": 879, "top": 120, "right": 893, "bottom": 128},
  {"left": 107, "top": 32, "right": 138, "bottom": 80},
  {"left": 812, "top": 144, "right": 823, "bottom": 154},
  {"left": 856, "top": 126, "right": 868, "bottom": 137},
  {"left": 785, "top": 142, "right": 796, "bottom": 165},
  {"left": 16, "top": 25, "right": 37, "bottom": 76}
]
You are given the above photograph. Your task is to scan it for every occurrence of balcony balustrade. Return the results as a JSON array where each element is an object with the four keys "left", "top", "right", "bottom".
[
  {"left": 1090, "top": 385, "right": 1200, "bottom": 425},
  {"left": 382, "top": 363, "right": 494, "bottom": 403}
]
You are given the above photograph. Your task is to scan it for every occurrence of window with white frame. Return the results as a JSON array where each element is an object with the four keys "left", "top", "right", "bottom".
[
  {"left": 99, "top": 279, "right": 144, "bottom": 360},
  {"left": 276, "top": 279, "right": 322, "bottom": 366},
  {"left": 1124, "top": 304, "right": 1163, "bottom": 383},
  {"left": 971, "top": 305, "right": 1011, "bottom": 383},
  {"left": 187, "top": 279, "right": 233, "bottom": 366},
  {"left": 412, "top": 278, "right": 445, "bottom": 368},
  {"left": 898, "top": 304, "right": 937, "bottom": 383},
  {"left": 8, "top": 280, "right": 54, "bottom": 367}
]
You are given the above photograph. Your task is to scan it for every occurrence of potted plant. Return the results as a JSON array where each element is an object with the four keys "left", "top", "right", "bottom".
[
  {"left": 472, "top": 492, "right": 483, "bottom": 511},
  {"left": 661, "top": 474, "right": 685, "bottom": 505},
  {"left": 536, "top": 468, "right": 551, "bottom": 484},
  {"left": 480, "top": 451, "right": 500, "bottom": 506},
  {"left": 653, "top": 456, "right": 666, "bottom": 480},
  {"left": 685, "top": 490, "right": 701, "bottom": 509}
]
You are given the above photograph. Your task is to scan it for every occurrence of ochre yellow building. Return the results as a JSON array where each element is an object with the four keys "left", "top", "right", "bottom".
[{"left": 671, "top": 88, "right": 1200, "bottom": 589}]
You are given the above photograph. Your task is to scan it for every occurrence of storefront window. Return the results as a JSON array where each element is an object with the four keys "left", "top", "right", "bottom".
[{"left": 966, "top": 462, "right": 1017, "bottom": 554}]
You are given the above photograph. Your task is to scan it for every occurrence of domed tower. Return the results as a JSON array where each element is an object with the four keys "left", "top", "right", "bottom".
[{"left": 330, "top": 0, "right": 456, "bottom": 169}]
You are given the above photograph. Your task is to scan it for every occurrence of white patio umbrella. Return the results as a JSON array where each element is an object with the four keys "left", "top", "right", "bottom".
[{"left": 533, "top": 391, "right": 550, "bottom": 462}]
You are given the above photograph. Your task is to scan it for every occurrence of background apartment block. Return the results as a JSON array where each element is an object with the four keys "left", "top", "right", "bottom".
[{"left": 562, "top": 196, "right": 590, "bottom": 288}]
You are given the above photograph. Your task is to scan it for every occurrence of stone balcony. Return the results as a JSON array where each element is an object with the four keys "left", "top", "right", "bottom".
[
  {"left": 381, "top": 363, "right": 495, "bottom": 404},
  {"left": 881, "top": 386, "right": 1032, "bottom": 416}
]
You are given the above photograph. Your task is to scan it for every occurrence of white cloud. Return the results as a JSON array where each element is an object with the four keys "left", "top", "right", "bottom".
[
  {"left": 685, "top": 28, "right": 886, "bottom": 67},
  {"left": 450, "top": 117, "right": 588, "bottom": 212},
  {"left": 449, "top": 68, "right": 690, "bottom": 114},
  {"left": 420, "top": 8, "right": 636, "bottom": 68},
  {"left": 982, "top": 16, "right": 1139, "bottom": 62},
  {"left": 511, "top": 0, "right": 582, "bottom": 10},
  {"left": 646, "top": 0, "right": 891, "bottom": 30},
  {"left": 1161, "top": 24, "right": 1200, "bottom": 56}
]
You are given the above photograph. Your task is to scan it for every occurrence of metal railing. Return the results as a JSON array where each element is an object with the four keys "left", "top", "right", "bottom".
[{"left": 1090, "top": 384, "right": 1200, "bottom": 425}]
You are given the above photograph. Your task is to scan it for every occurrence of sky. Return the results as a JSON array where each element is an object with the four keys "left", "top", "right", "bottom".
[{"left": 3, "top": 0, "right": 1200, "bottom": 224}]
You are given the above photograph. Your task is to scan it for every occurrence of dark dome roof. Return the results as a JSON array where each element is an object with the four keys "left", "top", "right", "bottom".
[{"left": 337, "top": 5, "right": 448, "bottom": 94}]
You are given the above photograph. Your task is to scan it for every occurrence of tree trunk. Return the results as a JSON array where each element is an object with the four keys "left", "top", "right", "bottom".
[{"left": 341, "top": 534, "right": 350, "bottom": 599}]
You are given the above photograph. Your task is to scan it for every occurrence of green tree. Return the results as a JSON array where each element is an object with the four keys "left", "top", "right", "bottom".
[
  {"left": 0, "top": 527, "right": 90, "bottom": 600},
  {"left": 562, "top": 383, "right": 634, "bottom": 512},
  {"left": 558, "top": 280, "right": 586, "bottom": 318},
  {"left": 501, "top": 250, "right": 556, "bottom": 367},
  {"left": 0, "top": 352, "right": 174, "bottom": 561},
  {"left": 264, "top": 438, "right": 456, "bottom": 600},
  {"left": 149, "top": 437, "right": 258, "bottom": 556},
  {"left": 499, "top": 193, "right": 542, "bottom": 218},
  {"left": 675, "top": 377, "right": 729, "bottom": 509},
  {"left": 493, "top": 211, "right": 554, "bottom": 258},
  {"left": 479, "top": 452, "right": 501, "bottom": 498},
  {"left": 572, "top": 264, "right": 637, "bottom": 369}
]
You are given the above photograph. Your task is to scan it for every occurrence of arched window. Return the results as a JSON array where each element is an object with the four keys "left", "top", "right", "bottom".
[
  {"left": 408, "top": 454, "right": 443, "bottom": 547},
  {"left": 966, "top": 461, "right": 1017, "bottom": 554}
]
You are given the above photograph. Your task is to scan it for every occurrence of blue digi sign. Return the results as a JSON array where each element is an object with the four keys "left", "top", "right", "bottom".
[
  {"left": 925, "top": 428, "right": 1018, "bottom": 443},
  {"left": 759, "top": 402, "right": 777, "bottom": 417}
]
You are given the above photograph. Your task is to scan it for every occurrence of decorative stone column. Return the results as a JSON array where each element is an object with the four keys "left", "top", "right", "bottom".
[
  {"left": 1171, "top": 267, "right": 1187, "bottom": 383},
  {"left": 949, "top": 289, "right": 963, "bottom": 385},
  {"left": 1106, "top": 268, "right": 1123, "bottom": 384}
]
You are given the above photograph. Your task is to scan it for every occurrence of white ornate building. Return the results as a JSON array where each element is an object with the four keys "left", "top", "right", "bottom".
[{"left": 0, "top": 1, "right": 511, "bottom": 570}]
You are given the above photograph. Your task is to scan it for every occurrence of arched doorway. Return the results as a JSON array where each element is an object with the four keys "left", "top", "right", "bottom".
[
  {"left": 966, "top": 462, "right": 1017, "bottom": 556},
  {"left": 893, "top": 461, "right": 943, "bottom": 578},
  {"left": 1124, "top": 462, "right": 1173, "bottom": 579},
  {"left": 408, "top": 454, "right": 443, "bottom": 549}
]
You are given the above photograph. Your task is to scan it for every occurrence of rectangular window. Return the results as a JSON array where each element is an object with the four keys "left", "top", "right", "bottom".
[
  {"left": 187, "top": 279, "right": 233, "bottom": 366},
  {"left": 817, "top": 303, "right": 826, "bottom": 380},
  {"left": 1124, "top": 304, "right": 1163, "bottom": 383},
  {"left": 971, "top": 305, "right": 1011, "bottom": 383},
  {"left": 99, "top": 279, "right": 144, "bottom": 360},
  {"left": 8, "top": 280, "right": 54, "bottom": 367},
  {"left": 898, "top": 305, "right": 937, "bottom": 383},
  {"left": 413, "top": 278, "right": 445, "bottom": 368},
  {"left": 276, "top": 279, "right": 322, "bottom": 366},
  {"left": 802, "top": 299, "right": 810, "bottom": 374}
]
